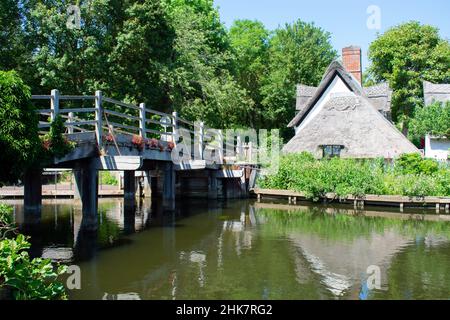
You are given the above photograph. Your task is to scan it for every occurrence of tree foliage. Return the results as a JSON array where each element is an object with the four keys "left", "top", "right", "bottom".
[
  {"left": 0, "top": 70, "right": 40, "bottom": 186},
  {"left": 0, "top": 205, "right": 67, "bottom": 300},
  {"left": 409, "top": 101, "right": 450, "bottom": 140},
  {"left": 1, "top": 1, "right": 338, "bottom": 135},
  {"left": 229, "top": 20, "right": 270, "bottom": 128},
  {"left": 260, "top": 21, "right": 337, "bottom": 137},
  {"left": 368, "top": 21, "right": 450, "bottom": 129}
]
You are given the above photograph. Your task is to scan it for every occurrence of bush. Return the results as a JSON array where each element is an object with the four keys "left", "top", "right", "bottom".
[
  {"left": 0, "top": 205, "right": 67, "bottom": 300},
  {"left": 41, "top": 115, "right": 75, "bottom": 159},
  {"left": 100, "top": 171, "right": 118, "bottom": 186},
  {"left": 395, "top": 153, "right": 439, "bottom": 175},
  {"left": 259, "top": 152, "right": 450, "bottom": 199}
]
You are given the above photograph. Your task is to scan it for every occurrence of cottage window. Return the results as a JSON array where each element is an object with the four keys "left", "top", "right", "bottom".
[{"left": 322, "top": 145, "right": 343, "bottom": 158}]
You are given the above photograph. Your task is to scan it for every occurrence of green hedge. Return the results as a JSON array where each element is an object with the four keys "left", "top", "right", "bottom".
[{"left": 258, "top": 152, "right": 450, "bottom": 200}]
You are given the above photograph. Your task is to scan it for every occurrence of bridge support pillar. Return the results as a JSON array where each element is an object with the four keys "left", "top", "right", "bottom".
[
  {"left": 75, "top": 159, "right": 98, "bottom": 231},
  {"left": 24, "top": 168, "right": 42, "bottom": 215},
  {"left": 163, "top": 163, "right": 175, "bottom": 209},
  {"left": 123, "top": 171, "right": 136, "bottom": 200},
  {"left": 143, "top": 171, "right": 153, "bottom": 198},
  {"left": 73, "top": 169, "right": 83, "bottom": 200}
]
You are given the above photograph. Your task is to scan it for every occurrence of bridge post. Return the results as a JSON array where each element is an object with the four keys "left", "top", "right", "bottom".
[
  {"left": 73, "top": 168, "right": 83, "bottom": 200},
  {"left": 123, "top": 170, "right": 136, "bottom": 200},
  {"left": 143, "top": 171, "right": 153, "bottom": 198},
  {"left": 23, "top": 168, "right": 42, "bottom": 214},
  {"left": 163, "top": 162, "right": 175, "bottom": 209},
  {"left": 139, "top": 103, "right": 146, "bottom": 139},
  {"left": 172, "top": 111, "right": 178, "bottom": 143},
  {"left": 68, "top": 112, "right": 74, "bottom": 134},
  {"left": 199, "top": 121, "right": 204, "bottom": 160},
  {"left": 218, "top": 129, "right": 224, "bottom": 164},
  {"left": 79, "top": 159, "right": 98, "bottom": 231},
  {"left": 95, "top": 90, "right": 103, "bottom": 147},
  {"left": 50, "top": 89, "right": 59, "bottom": 122}
]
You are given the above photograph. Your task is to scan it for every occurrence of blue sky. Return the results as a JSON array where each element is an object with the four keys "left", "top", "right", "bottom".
[{"left": 213, "top": 0, "right": 450, "bottom": 71}]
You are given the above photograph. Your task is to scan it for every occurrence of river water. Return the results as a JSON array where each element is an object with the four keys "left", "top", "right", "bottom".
[{"left": 7, "top": 198, "right": 450, "bottom": 300}]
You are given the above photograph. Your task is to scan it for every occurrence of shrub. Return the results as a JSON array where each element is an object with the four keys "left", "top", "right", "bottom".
[
  {"left": 259, "top": 152, "right": 450, "bottom": 199},
  {"left": 0, "top": 234, "right": 67, "bottom": 300},
  {"left": 0, "top": 205, "right": 67, "bottom": 300},
  {"left": 100, "top": 171, "right": 118, "bottom": 186},
  {"left": 41, "top": 115, "right": 75, "bottom": 159},
  {"left": 395, "top": 153, "right": 439, "bottom": 175}
]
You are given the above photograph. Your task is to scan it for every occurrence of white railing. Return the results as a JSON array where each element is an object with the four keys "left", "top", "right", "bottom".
[{"left": 32, "top": 89, "right": 257, "bottom": 164}]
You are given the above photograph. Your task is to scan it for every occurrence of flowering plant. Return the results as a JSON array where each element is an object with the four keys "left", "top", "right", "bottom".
[
  {"left": 131, "top": 135, "right": 144, "bottom": 151},
  {"left": 167, "top": 141, "right": 175, "bottom": 151},
  {"left": 147, "top": 138, "right": 159, "bottom": 149}
]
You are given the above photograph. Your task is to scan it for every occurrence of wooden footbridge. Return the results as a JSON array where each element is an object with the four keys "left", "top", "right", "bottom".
[{"left": 24, "top": 89, "right": 259, "bottom": 229}]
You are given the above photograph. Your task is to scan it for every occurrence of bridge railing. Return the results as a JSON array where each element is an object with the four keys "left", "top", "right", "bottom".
[{"left": 32, "top": 89, "right": 257, "bottom": 164}]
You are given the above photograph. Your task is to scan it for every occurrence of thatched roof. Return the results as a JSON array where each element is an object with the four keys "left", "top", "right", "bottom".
[
  {"left": 283, "top": 94, "right": 419, "bottom": 158},
  {"left": 364, "top": 82, "right": 392, "bottom": 116},
  {"left": 288, "top": 60, "right": 363, "bottom": 128},
  {"left": 423, "top": 81, "right": 450, "bottom": 106},
  {"left": 296, "top": 84, "right": 317, "bottom": 113}
]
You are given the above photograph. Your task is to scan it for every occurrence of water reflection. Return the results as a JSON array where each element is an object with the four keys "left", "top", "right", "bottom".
[{"left": 5, "top": 198, "right": 450, "bottom": 300}]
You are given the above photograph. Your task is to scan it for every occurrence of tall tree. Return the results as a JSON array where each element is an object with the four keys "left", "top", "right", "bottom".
[
  {"left": 109, "top": 0, "right": 174, "bottom": 108},
  {"left": 229, "top": 20, "right": 269, "bottom": 128},
  {"left": 261, "top": 20, "right": 337, "bottom": 137},
  {"left": 0, "top": 71, "right": 40, "bottom": 186},
  {"left": 164, "top": 0, "right": 252, "bottom": 128},
  {"left": 368, "top": 21, "right": 450, "bottom": 131},
  {"left": 0, "top": 0, "right": 29, "bottom": 73}
]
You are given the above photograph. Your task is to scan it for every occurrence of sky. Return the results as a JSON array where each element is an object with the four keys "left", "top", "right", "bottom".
[{"left": 213, "top": 0, "right": 450, "bottom": 71}]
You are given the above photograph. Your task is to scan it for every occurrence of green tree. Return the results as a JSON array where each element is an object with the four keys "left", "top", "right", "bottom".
[
  {"left": 409, "top": 101, "right": 450, "bottom": 141},
  {"left": 164, "top": 0, "right": 252, "bottom": 128},
  {"left": 0, "top": 70, "right": 40, "bottom": 186},
  {"left": 109, "top": 0, "right": 175, "bottom": 108},
  {"left": 0, "top": 0, "right": 26, "bottom": 72},
  {"left": 260, "top": 20, "right": 337, "bottom": 137},
  {"left": 229, "top": 20, "right": 270, "bottom": 128},
  {"left": 368, "top": 21, "right": 450, "bottom": 130}
]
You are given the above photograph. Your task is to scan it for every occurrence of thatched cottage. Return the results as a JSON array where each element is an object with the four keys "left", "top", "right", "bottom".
[
  {"left": 423, "top": 81, "right": 450, "bottom": 161},
  {"left": 283, "top": 46, "right": 419, "bottom": 159}
]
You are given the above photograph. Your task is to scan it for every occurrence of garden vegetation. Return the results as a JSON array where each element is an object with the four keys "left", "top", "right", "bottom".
[
  {"left": 259, "top": 152, "right": 450, "bottom": 200},
  {"left": 0, "top": 204, "right": 67, "bottom": 300}
]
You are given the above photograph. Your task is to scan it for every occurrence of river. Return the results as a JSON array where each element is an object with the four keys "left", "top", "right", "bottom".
[{"left": 7, "top": 198, "right": 450, "bottom": 300}]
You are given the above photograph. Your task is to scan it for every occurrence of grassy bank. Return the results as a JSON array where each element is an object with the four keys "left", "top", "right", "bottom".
[{"left": 258, "top": 153, "right": 450, "bottom": 201}]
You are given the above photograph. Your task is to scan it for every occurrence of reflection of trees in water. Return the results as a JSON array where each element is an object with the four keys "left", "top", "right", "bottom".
[
  {"left": 255, "top": 205, "right": 450, "bottom": 299},
  {"left": 371, "top": 241, "right": 450, "bottom": 300}
]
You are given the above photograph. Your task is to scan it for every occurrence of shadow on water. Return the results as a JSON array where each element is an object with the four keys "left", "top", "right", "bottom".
[{"left": 5, "top": 197, "right": 450, "bottom": 300}]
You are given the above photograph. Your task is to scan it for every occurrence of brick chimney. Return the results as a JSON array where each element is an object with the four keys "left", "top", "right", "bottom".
[{"left": 342, "top": 46, "right": 362, "bottom": 85}]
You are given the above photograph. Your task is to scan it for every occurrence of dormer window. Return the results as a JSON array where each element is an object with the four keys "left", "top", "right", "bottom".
[{"left": 321, "top": 145, "right": 344, "bottom": 158}]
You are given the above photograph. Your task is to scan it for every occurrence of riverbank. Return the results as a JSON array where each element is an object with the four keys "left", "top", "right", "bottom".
[
  {"left": 258, "top": 153, "right": 450, "bottom": 201},
  {"left": 0, "top": 183, "right": 123, "bottom": 199},
  {"left": 252, "top": 188, "right": 450, "bottom": 213}
]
